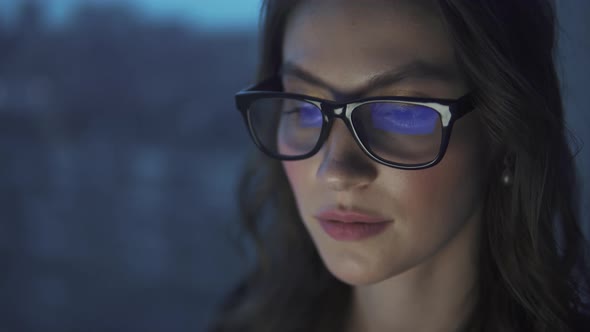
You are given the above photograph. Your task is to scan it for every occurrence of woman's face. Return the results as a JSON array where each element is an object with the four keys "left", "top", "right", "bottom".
[{"left": 281, "top": 0, "right": 488, "bottom": 285}]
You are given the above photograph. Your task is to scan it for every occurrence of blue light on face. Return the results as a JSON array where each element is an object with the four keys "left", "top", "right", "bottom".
[{"left": 370, "top": 102, "right": 438, "bottom": 135}]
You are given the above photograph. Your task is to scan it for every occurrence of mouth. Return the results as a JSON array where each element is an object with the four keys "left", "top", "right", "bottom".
[{"left": 314, "top": 208, "right": 392, "bottom": 241}]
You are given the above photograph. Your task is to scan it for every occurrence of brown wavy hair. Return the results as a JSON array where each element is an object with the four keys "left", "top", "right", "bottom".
[{"left": 209, "top": 1, "right": 590, "bottom": 331}]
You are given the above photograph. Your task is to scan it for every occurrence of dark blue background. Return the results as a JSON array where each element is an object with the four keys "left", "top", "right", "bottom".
[{"left": 0, "top": 1, "right": 587, "bottom": 331}]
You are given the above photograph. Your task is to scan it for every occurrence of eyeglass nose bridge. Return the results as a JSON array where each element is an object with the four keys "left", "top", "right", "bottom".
[
  {"left": 332, "top": 106, "right": 345, "bottom": 116},
  {"left": 317, "top": 102, "right": 366, "bottom": 151},
  {"left": 320, "top": 102, "right": 350, "bottom": 120},
  {"left": 318, "top": 102, "right": 358, "bottom": 137}
]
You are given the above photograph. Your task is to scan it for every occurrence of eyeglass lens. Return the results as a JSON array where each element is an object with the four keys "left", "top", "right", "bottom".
[{"left": 247, "top": 97, "right": 443, "bottom": 165}]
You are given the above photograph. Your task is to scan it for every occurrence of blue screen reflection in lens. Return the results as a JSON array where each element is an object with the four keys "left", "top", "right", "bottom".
[
  {"left": 370, "top": 102, "right": 438, "bottom": 135},
  {"left": 296, "top": 104, "right": 323, "bottom": 128}
]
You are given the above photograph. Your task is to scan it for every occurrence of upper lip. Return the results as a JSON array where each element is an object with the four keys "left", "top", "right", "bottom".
[{"left": 314, "top": 208, "right": 391, "bottom": 224}]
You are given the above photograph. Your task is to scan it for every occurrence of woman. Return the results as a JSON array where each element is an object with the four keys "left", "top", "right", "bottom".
[{"left": 210, "top": 0, "right": 590, "bottom": 331}]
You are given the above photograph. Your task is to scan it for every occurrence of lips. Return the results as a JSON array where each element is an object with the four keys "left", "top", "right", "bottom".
[
  {"left": 315, "top": 208, "right": 390, "bottom": 223},
  {"left": 314, "top": 208, "right": 392, "bottom": 241}
]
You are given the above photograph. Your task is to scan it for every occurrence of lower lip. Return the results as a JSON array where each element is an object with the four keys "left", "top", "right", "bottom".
[{"left": 318, "top": 219, "right": 391, "bottom": 241}]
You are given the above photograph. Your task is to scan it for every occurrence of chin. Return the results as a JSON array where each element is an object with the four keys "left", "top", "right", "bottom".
[{"left": 321, "top": 254, "right": 401, "bottom": 286}]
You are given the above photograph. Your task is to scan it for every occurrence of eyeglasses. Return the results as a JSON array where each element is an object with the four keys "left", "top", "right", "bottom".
[{"left": 235, "top": 76, "right": 475, "bottom": 170}]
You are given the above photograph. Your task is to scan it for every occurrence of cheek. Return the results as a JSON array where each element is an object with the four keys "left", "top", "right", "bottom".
[
  {"left": 395, "top": 164, "right": 481, "bottom": 223},
  {"left": 282, "top": 161, "right": 302, "bottom": 189},
  {"left": 282, "top": 160, "right": 320, "bottom": 226},
  {"left": 282, "top": 160, "right": 313, "bottom": 204},
  {"left": 392, "top": 118, "right": 487, "bottom": 233}
]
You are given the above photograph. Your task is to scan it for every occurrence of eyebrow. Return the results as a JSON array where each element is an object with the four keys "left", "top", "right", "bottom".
[{"left": 280, "top": 60, "right": 459, "bottom": 96}]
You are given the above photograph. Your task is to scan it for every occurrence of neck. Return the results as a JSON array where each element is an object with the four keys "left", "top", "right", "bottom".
[{"left": 346, "top": 214, "right": 481, "bottom": 332}]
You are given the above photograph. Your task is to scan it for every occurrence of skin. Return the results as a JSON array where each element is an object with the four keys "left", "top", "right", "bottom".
[{"left": 280, "top": 0, "right": 489, "bottom": 331}]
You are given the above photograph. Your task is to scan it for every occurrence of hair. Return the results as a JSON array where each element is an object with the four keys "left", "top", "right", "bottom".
[{"left": 209, "top": 0, "right": 590, "bottom": 331}]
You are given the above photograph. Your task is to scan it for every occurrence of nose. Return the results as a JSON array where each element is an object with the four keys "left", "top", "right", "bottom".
[{"left": 316, "top": 120, "right": 378, "bottom": 191}]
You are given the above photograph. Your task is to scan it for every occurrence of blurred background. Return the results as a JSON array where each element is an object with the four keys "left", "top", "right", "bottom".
[{"left": 0, "top": 0, "right": 587, "bottom": 331}]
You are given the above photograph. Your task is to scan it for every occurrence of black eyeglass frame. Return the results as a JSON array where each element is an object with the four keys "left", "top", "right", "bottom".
[{"left": 235, "top": 77, "right": 475, "bottom": 170}]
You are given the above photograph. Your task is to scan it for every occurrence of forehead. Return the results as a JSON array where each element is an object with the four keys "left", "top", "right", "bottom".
[{"left": 282, "top": 0, "right": 457, "bottom": 92}]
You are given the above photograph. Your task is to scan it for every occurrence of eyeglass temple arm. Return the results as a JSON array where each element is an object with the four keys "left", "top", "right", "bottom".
[{"left": 452, "top": 94, "right": 475, "bottom": 118}]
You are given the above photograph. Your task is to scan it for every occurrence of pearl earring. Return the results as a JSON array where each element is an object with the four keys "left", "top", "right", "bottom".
[
  {"left": 501, "top": 153, "right": 514, "bottom": 186},
  {"left": 501, "top": 168, "right": 513, "bottom": 186}
]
